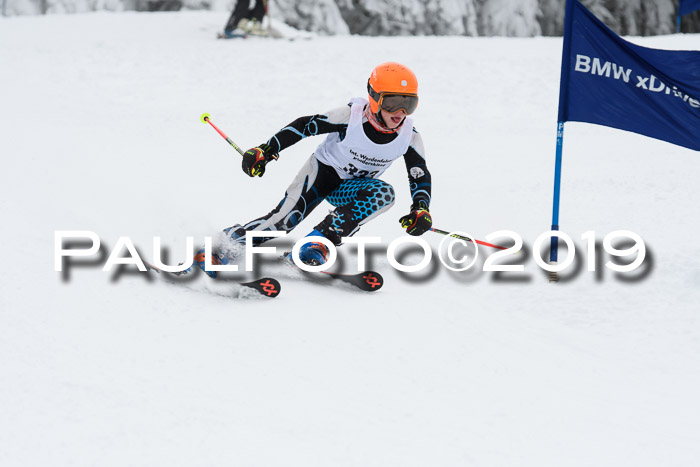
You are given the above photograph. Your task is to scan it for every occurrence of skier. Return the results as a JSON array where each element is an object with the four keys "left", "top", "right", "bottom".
[
  {"left": 221, "top": 0, "right": 267, "bottom": 38},
  {"left": 197, "top": 62, "right": 432, "bottom": 275}
]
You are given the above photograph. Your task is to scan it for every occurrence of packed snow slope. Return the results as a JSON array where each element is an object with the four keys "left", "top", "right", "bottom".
[{"left": 2, "top": 11, "right": 699, "bottom": 467}]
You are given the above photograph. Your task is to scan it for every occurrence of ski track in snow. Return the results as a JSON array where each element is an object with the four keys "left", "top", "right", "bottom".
[{"left": 1, "top": 11, "right": 699, "bottom": 467}]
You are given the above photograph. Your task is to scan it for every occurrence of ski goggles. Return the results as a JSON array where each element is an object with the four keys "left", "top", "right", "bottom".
[
  {"left": 369, "top": 84, "right": 419, "bottom": 115},
  {"left": 378, "top": 93, "right": 419, "bottom": 115}
]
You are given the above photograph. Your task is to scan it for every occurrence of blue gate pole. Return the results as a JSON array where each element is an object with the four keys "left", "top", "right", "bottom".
[
  {"left": 677, "top": 12, "right": 682, "bottom": 33},
  {"left": 550, "top": 121, "right": 565, "bottom": 268},
  {"left": 549, "top": 0, "right": 576, "bottom": 282}
]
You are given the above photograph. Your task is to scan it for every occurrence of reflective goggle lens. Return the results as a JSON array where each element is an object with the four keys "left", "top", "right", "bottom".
[{"left": 379, "top": 93, "right": 419, "bottom": 115}]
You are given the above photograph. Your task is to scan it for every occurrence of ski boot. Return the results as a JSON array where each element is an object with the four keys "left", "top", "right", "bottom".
[
  {"left": 192, "top": 248, "right": 229, "bottom": 279},
  {"left": 192, "top": 226, "right": 246, "bottom": 278},
  {"left": 291, "top": 230, "right": 330, "bottom": 266}
]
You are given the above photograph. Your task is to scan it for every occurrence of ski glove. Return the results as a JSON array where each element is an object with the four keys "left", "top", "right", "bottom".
[
  {"left": 242, "top": 143, "right": 278, "bottom": 177},
  {"left": 399, "top": 209, "right": 432, "bottom": 236}
]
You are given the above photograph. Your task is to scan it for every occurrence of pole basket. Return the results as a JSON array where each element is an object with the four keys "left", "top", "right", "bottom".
[{"left": 549, "top": 263, "right": 559, "bottom": 283}]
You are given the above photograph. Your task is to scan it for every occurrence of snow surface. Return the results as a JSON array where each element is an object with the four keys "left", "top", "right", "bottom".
[{"left": 2, "top": 11, "right": 700, "bottom": 467}]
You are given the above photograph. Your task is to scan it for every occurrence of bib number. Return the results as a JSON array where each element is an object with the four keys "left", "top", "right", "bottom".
[{"left": 342, "top": 163, "right": 379, "bottom": 178}]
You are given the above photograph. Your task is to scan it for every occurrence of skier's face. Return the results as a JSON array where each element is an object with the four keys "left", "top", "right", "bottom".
[{"left": 380, "top": 108, "right": 407, "bottom": 129}]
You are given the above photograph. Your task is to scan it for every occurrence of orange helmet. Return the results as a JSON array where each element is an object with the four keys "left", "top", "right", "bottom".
[{"left": 367, "top": 62, "right": 419, "bottom": 115}]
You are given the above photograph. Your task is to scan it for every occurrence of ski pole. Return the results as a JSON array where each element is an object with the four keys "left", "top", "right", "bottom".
[
  {"left": 430, "top": 228, "right": 508, "bottom": 250},
  {"left": 200, "top": 113, "right": 245, "bottom": 155}
]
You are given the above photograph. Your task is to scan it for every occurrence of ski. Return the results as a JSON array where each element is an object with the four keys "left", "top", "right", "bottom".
[
  {"left": 217, "top": 31, "right": 247, "bottom": 39},
  {"left": 143, "top": 261, "right": 281, "bottom": 298},
  {"left": 319, "top": 270, "right": 384, "bottom": 292},
  {"left": 235, "top": 277, "right": 282, "bottom": 298},
  {"left": 280, "top": 252, "right": 384, "bottom": 292},
  {"left": 217, "top": 29, "right": 289, "bottom": 40}
]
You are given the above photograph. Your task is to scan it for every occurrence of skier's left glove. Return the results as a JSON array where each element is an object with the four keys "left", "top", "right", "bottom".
[
  {"left": 242, "top": 143, "right": 278, "bottom": 177},
  {"left": 399, "top": 208, "right": 432, "bottom": 236}
]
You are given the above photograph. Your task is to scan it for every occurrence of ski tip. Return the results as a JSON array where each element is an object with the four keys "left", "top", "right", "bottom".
[
  {"left": 142, "top": 260, "right": 161, "bottom": 273},
  {"left": 319, "top": 270, "right": 384, "bottom": 292},
  {"left": 359, "top": 271, "right": 384, "bottom": 292},
  {"left": 241, "top": 277, "right": 281, "bottom": 298}
]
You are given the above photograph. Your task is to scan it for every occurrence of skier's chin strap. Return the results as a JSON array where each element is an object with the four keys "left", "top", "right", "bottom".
[{"left": 364, "top": 105, "right": 403, "bottom": 134}]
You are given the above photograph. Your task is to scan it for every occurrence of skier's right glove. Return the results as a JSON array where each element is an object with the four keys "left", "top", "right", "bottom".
[
  {"left": 399, "top": 208, "right": 432, "bottom": 236},
  {"left": 242, "top": 143, "right": 278, "bottom": 177}
]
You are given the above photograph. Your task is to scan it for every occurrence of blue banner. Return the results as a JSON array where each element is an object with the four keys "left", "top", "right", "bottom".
[
  {"left": 558, "top": 0, "right": 700, "bottom": 151},
  {"left": 680, "top": 0, "right": 700, "bottom": 17}
]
